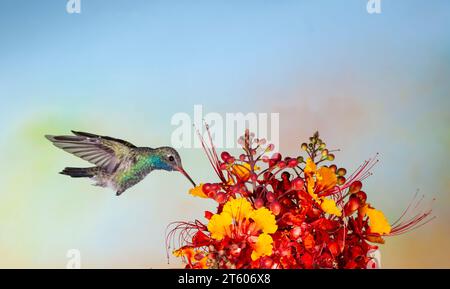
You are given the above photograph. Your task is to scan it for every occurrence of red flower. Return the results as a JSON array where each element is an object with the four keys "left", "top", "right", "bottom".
[{"left": 167, "top": 129, "right": 434, "bottom": 269}]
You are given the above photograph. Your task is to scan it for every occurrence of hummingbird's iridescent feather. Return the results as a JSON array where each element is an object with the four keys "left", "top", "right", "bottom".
[
  {"left": 45, "top": 131, "right": 137, "bottom": 173},
  {"left": 46, "top": 131, "right": 195, "bottom": 195}
]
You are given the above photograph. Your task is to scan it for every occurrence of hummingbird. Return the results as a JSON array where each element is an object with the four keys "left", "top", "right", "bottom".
[{"left": 45, "top": 131, "right": 196, "bottom": 196}]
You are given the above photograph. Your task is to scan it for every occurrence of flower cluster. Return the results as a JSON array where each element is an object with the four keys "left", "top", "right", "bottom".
[{"left": 167, "top": 129, "right": 433, "bottom": 269}]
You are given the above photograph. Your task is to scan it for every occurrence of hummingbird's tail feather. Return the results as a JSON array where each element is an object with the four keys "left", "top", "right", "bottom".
[{"left": 60, "top": 167, "right": 98, "bottom": 178}]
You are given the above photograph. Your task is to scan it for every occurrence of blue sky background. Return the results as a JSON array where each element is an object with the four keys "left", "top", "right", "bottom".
[{"left": 0, "top": 0, "right": 449, "bottom": 268}]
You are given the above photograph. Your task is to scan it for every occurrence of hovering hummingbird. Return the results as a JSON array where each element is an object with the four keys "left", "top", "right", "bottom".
[{"left": 45, "top": 131, "right": 196, "bottom": 196}]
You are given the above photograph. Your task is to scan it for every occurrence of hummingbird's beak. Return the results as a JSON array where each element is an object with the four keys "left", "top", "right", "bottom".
[{"left": 176, "top": 167, "right": 196, "bottom": 187}]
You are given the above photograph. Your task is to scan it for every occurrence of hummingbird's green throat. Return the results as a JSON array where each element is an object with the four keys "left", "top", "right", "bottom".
[{"left": 45, "top": 131, "right": 196, "bottom": 196}]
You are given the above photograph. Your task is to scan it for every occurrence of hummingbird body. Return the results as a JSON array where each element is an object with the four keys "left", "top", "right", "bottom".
[{"left": 46, "top": 131, "right": 195, "bottom": 195}]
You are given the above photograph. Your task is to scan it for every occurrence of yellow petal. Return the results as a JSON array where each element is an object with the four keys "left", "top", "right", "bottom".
[
  {"left": 172, "top": 246, "right": 195, "bottom": 261},
  {"left": 207, "top": 213, "right": 232, "bottom": 240},
  {"left": 197, "top": 256, "right": 209, "bottom": 269},
  {"left": 304, "top": 158, "right": 317, "bottom": 175},
  {"left": 173, "top": 247, "right": 209, "bottom": 268},
  {"left": 242, "top": 162, "right": 260, "bottom": 171},
  {"left": 251, "top": 233, "right": 274, "bottom": 261},
  {"left": 307, "top": 176, "right": 318, "bottom": 199},
  {"left": 320, "top": 198, "right": 342, "bottom": 217},
  {"left": 365, "top": 207, "right": 391, "bottom": 235},
  {"left": 189, "top": 183, "right": 207, "bottom": 198},
  {"left": 304, "top": 158, "right": 319, "bottom": 200},
  {"left": 172, "top": 248, "right": 185, "bottom": 257},
  {"left": 222, "top": 197, "right": 254, "bottom": 223},
  {"left": 231, "top": 162, "right": 258, "bottom": 181},
  {"left": 249, "top": 207, "right": 278, "bottom": 234}
]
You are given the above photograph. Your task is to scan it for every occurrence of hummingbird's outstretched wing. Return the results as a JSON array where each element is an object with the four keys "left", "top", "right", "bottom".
[{"left": 45, "top": 131, "right": 137, "bottom": 173}]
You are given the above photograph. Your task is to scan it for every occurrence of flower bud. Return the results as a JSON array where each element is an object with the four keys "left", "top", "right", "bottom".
[
  {"left": 291, "top": 178, "right": 305, "bottom": 190},
  {"left": 254, "top": 198, "right": 264, "bottom": 209},
  {"left": 349, "top": 181, "right": 363, "bottom": 194},
  {"left": 210, "top": 184, "right": 220, "bottom": 192},
  {"left": 220, "top": 152, "right": 231, "bottom": 161},
  {"left": 277, "top": 161, "right": 286, "bottom": 169},
  {"left": 344, "top": 196, "right": 360, "bottom": 215},
  {"left": 281, "top": 171, "right": 290, "bottom": 180},
  {"left": 271, "top": 152, "right": 282, "bottom": 161},
  {"left": 355, "top": 191, "right": 367, "bottom": 203},
  {"left": 337, "top": 176, "right": 346, "bottom": 185},
  {"left": 288, "top": 158, "right": 298, "bottom": 168},
  {"left": 337, "top": 168, "right": 347, "bottom": 176},
  {"left": 266, "top": 192, "right": 275, "bottom": 202},
  {"left": 226, "top": 157, "right": 235, "bottom": 164},
  {"left": 202, "top": 183, "right": 212, "bottom": 193},
  {"left": 215, "top": 192, "right": 226, "bottom": 204},
  {"left": 270, "top": 201, "right": 281, "bottom": 215}
]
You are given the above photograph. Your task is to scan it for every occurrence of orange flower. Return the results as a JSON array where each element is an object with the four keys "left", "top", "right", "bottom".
[
  {"left": 249, "top": 207, "right": 278, "bottom": 234},
  {"left": 207, "top": 213, "right": 232, "bottom": 240},
  {"left": 360, "top": 205, "right": 391, "bottom": 235},
  {"left": 189, "top": 183, "right": 207, "bottom": 198},
  {"left": 251, "top": 233, "right": 274, "bottom": 261},
  {"left": 231, "top": 162, "right": 259, "bottom": 181},
  {"left": 222, "top": 197, "right": 254, "bottom": 223},
  {"left": 321, "top": 198, "right": 342, "bottom": 217},
  {"left": 316, "top": 166, "right": 337, "bottom": 192},
  {"left": 173, "top": 246, "right": 208, "bottom": 268},
  {"left": 304, "top": 158, "right": 338, "bottom": 205},
  {"left": 304, "top": 158, "right": 317, "bottom": 175}
]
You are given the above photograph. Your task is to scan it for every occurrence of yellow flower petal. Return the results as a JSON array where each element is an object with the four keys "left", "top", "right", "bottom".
[
  {"left": 173, "top": 246, "right": 196, "bottom": 261},
  {"left": 304, "top": 158, "right": 316, "bottom": 175},
  {"left": 365, "top": 207, "right": 391, "bottom": 235},
  {"left": 197, "top": 256, "right": 209, "bottom": 269},
  {"left": 231, "top": 162, "right": 258, "bottom": 181},
  {"left": 320, "top": 198, "right": 342, "bottom": 217},
  {"left": 304, "top": 158, "right": 319, "bottom": 200},
  {"left": 251, "top": 233, "right": 274, "bottom": 261},
  {"left": 231, "top": 164, "right": 249, "bottom": 180},
  {"left": 173, "top": 247, "right": 209, "bottom": 268},
  {"left": 306, "top": 175, "right": 318, "bottom": 200},
  {"left": 207, "top": 213, "right": 232, "bottom": 240},
  {"left": 222, "top": 197, "right": 254, "bottom": 223},
  {"left": 249, "top": 207, "right": 278, "bottom": 234},
  {"left": 189, "top": 183, "right": 207, "bottom": 198},
  {"left": 172, "top": 248, "right": 185, "bottom": 258}
]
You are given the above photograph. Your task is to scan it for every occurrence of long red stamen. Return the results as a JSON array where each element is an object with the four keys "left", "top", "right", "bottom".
[
  {"left": 388, "top": 192, "right": 435, "bottom": 236},
  {"left": 333, "top": 154, "right": 379, "bottom": 202},
  {"left": 195, "top": 124, "right": 227, "bottom": 183},
  {"left": 165, "top": 220, "right": 207, "bottom": 263}
]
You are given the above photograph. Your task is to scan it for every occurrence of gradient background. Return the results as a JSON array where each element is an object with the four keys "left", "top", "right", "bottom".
[{"left": 0, "top": 0, "right": 449, "bottom": 268}]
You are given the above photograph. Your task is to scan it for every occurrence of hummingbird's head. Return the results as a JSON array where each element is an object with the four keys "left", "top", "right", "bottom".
[{"left": 156, "top": 147, "right": 196, "bottom": 187}]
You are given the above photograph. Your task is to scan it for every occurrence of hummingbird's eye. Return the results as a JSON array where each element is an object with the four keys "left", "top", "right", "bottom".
[{"left": 168, "top": 155, "right": 175, "bottom": 162}]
